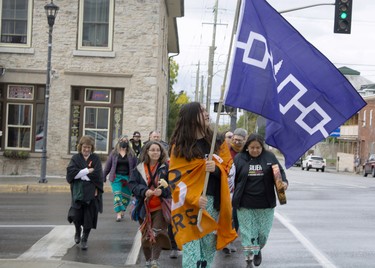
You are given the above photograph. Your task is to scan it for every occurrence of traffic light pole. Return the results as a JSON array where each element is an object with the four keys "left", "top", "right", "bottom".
[{"left": 279, "top": 3, "right": 334, "bottom": 14}]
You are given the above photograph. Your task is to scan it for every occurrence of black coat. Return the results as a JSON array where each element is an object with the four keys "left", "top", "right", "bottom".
[
  {"left": 128, "top": 162, "right": 170, "bottom": 221},
  {"left": 232, "top": 150, "right": 287, "bottom": 209},
  {"left": 66, "top": 153, "right": 104, "bottom": 212}
]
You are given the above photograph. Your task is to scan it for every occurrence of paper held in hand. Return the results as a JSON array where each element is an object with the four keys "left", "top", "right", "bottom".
[{"left": 272, "top": 164, "right": 286, "bottom": 205}]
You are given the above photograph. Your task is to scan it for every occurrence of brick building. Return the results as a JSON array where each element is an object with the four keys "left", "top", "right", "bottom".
[
  {"left": 0, "top": 0, "right": 184, "bottom": 175},
  {"left": 358, "top": 95, "right": 375, "bottom": 164}
]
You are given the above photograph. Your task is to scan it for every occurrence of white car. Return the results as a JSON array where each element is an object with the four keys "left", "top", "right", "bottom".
[{"left": 302, "top": 155, "right": 325, "bottom": 172}]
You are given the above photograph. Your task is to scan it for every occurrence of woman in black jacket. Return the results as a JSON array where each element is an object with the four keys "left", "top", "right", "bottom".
[
  {"left": 232, "top": 134, "right": 288, "bottom": 267},
  {"left": 66, "top": 135, "right": 104, "bottom": 250},
  {"left": 128, "top": 141, "right": 171, "bottom": 268}
]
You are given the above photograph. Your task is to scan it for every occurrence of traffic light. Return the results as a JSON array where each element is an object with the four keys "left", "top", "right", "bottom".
[
  {"left": 334, "top": 0, "right": 353, "bottom": 34},
  {"left": 213, "top": 102, "right": 235, "bottom": 113}
]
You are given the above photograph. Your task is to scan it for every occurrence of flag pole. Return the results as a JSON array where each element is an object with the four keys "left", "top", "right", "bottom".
[{"left": 197, "top": 0, "right": 242, "bottom": 232}]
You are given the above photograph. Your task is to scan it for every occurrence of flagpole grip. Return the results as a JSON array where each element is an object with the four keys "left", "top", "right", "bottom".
[{"left": 197, "top": 171, "right": 210, "bottom": 232}]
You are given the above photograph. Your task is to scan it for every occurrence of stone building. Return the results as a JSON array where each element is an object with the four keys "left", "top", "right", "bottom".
[{"left": 0, "top": 0, "right": 184, "bottom": 175}]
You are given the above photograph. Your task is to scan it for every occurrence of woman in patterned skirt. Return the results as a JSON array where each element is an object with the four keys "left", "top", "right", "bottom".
[
  {"left": 232, "top": 134, "right": 288, "bottom": 267},
  {"left": 103, "top": 135, "right": 137, "bottom": 221}
]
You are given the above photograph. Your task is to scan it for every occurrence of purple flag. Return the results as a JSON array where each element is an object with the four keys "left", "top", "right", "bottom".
[{"left": 224, "top": 0, "right": 366, "bottom": 168}]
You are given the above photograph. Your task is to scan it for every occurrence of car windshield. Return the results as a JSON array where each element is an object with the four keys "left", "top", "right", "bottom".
[{"left": 311, "top": 157, "right": 323, "bottom": 161}]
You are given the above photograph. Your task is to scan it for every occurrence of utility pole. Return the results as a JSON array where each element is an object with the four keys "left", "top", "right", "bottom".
[
  {"left": 206, "top": 0, "right": 219, "bottom": 115},
  {"left": 195, "top": 62, "right": 200, "bottom": 102},
  {"left": 200, "top": 75, "right": 204, "bottom": 104}
]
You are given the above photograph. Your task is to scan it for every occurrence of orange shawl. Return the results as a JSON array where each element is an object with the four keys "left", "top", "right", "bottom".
[{"left": 168, "top": 142, "right": 237, "bottom": 250}]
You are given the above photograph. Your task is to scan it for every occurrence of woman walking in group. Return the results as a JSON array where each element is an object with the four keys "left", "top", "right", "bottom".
[
  {"left": 169, "top": 102, "right": 237, "bottom": 268},
  {"left": 66, "top": 135, "right": 104, "bottom": 250},
  {"left": 232, "top": 133, "right": 288, "bottom": 267},
  {"left": 103, "top": 135, "right": 137, "bottom": 222},
  {"left": 128, "top": 141, "right": 171, "bottom": 268}
]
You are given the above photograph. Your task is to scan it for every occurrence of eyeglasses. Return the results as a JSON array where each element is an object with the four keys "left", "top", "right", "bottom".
[
  {"left": 133, "top": 136, "right": 141, "bottom": 138},
  {"left": 148, "top": 149, "right": 161, "bottom": 153},
  {"left": 233, "top": 138, "right": 244, "bottom": 143}
]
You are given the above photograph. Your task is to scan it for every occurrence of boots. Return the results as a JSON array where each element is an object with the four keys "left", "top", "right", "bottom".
[
  {"left": 81, "top": 229, "right": 90, "bottom": 250},
  {"left": 74, "top": 226, "right": 81, "bottom": 244}
]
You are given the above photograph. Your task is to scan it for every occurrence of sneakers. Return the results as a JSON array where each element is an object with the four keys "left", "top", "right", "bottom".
[
  {"left": 145, "top": 261, "right": 151, "bottom": 268},
  {"left": 246, "top": 260, "right": 255, "bottom": 268},
  {"left": 169, "top": 249, "right": 178, "bottom": 259},
  {"left": 253, "top": 251, "right": 262, "bottom": 266},
  {"left": 246, "top": 252, "right": 254, "bottom": 268},
  {"left": 223, "top": 242, "right": 236, "bottom": 255},
  {"left": 222, "top": 246, "right": 231, "bottom": 255},
  {"left": 150, "top": 260, "right": 160, "bottom": 268},
  {"left": 229, "top": 242, "right": 237, "bottom": 252}
]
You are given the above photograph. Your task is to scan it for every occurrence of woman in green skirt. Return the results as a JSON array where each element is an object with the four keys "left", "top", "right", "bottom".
[
  {"left": 103, "top": 135, "right": 137, "bottom": 221},
  {"left": 232, "top": 134, "right": 288, "bottom": 267}
]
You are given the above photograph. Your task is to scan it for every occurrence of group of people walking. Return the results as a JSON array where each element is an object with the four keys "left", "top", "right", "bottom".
[{"left": 65, "top": 101, "right": 288, "bottom": 268}]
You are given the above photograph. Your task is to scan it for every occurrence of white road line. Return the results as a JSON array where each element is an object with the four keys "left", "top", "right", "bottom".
[
  {"left": 17, "top": 225, "right": 75, "bottom": 260},
  {"left": 0, "top": 225, "right": 57, "bottom": 228},
  {"left": 125, "top": 229, "right": 142, "bottom": 265},
  {"left": 275, "top": 212, "right": 337, "bottom": 268}
]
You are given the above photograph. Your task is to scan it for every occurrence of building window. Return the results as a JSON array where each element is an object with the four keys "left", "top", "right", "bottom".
[
  {"left": 70, "top": 86, "right": 123, "bottom": 154},
  {"left": 370, "top": 110, "right": 373, "bottom": 127},
  {"left": 0, "top": 0, "right": 32, "bottom": 47},
  {"left": 78, "top": 0, "right": 114, "bottom": 51},
  {"left": 0, "top": 84, "right": 45, "bottom": 151},
  {"left": 363, "top": 110, "right": 366, "bottom": 127}
]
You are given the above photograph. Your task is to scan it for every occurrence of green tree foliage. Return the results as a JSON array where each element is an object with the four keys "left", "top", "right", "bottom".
[{"left": 237, "top": 111, "right": 259, "bottom": 135}]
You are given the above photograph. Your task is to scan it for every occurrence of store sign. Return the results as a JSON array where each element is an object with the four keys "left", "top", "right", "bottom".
[{"left": 8, "top": 85, "right": 34, "bottom": 99}]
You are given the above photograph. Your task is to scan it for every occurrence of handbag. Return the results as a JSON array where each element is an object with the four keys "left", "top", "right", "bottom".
[
  {"left": 129, "top": 198, "right": 139, "bottom": 221},
  {"left": 161, "top": 197, "right": 172, "bottom": 223},
  {"left": 272, "top": 164, "right": 287, "bottom": 205},
  {"left": 72, "top": 180, "right": 84, "bottom": 202}
]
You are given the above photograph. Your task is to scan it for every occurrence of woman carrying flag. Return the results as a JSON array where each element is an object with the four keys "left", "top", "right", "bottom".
[{"left": 168, "top": 102, "right": 237, "bottom": 268}]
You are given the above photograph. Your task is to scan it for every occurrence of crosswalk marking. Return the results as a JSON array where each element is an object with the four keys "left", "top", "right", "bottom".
[
  {"left": 17, "top": 225, "right": 75, "bottom": 260},
  {"left": 125, "top": 229, "right": 141, "bottom": 265}
]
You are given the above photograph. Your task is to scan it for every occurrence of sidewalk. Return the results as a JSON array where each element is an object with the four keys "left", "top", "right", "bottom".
[{"left": 0, "top": 175, "right": 112, "bottom": 193}]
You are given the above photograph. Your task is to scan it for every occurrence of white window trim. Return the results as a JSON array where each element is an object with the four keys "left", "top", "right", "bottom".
[
  {"left": 0, "top": 0, "right": 33, "bottom": 48},
  {"left": 363, "top": 110, "right": 366, "bottom": 127},
  {"left": 370, "top": 110, "right": 373, "bottom": 127},
  {"left": 77, "top": 0, "right": 114, "bottom": 52},
  {"left": 83, "top": 106, "right": 110, "bottom": 153},
  {"left": 5, "top": 102, "right": 33, "bottom": 150}
]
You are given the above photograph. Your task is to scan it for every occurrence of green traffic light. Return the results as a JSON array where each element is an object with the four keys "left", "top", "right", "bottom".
[{"left": 340, "top": 12, "right": 348, "bottom": 19}]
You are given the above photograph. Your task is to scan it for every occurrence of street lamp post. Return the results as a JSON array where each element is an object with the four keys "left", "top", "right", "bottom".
[{"left": 39, "top": 1, "right": 59, "bottom": 183}]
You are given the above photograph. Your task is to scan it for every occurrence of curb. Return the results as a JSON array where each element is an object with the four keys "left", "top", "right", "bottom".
[
  {"left": 0, "top": 259, "right": 136, "bottom": 268},
  {"left": 0, "top": 184, "right": 112, "bottom": 193}
]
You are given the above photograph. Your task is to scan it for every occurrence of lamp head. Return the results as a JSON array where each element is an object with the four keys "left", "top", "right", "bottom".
[{"left": 44, "top": 1, "right": 59, "bottom": 27}]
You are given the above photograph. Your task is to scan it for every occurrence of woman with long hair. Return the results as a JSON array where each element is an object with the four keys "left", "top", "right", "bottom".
[
  {"left": 168, "top": 102, "right": 237, "bottom": 268},
  {"left": 128, "top": 141, "right": 171, "bottom": 268},
  {"left": 232, "top": 133, "right": 288, "bottom": 267},
  {"left": 103, "top": 135, "right": 137, "bottom": 221}
]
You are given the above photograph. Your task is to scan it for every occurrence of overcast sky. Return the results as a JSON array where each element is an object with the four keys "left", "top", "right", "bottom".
[{"left": 173, "top": 0, "right": 375, "bottom": 111}]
